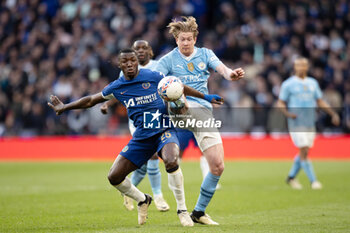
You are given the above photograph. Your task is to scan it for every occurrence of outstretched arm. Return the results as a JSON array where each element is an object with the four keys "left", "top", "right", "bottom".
[
  {"left": 215, "top": 63, "right": 245, "bottom": 81},
  {"left": 183, "top": 85, "right": 224, "bottom": 105},
  {"left": 48, "top": 93, "right": 106, "bottom": 115},
  {"left": 317, "top": 99, "right": 340, "bottom": 126}
]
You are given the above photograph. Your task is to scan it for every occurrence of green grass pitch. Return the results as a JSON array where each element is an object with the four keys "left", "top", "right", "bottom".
[{"left": 1, "top": 161, "right": 349, "bottom": 233}]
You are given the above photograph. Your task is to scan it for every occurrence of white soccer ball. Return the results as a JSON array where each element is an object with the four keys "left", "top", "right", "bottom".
[{"left": 157, "top": 76, "right": 184, "bottom": 101}]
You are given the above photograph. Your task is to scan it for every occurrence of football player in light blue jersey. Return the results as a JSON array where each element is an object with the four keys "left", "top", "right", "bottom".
[
  {"left": 101, "top": 40, "right": 170, "bottom": 212},
  {"left": 277, "top": 57, "right": 340, "bottom": 190},
  {"left": 48, "top": 48, "right": 224, "bottom": 226},
  {"left": 156, "top": 16, "right": 245, "bottom": 225}
]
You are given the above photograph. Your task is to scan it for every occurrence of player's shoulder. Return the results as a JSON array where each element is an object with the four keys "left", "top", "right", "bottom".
[
  {"left": 197, "top": 47, "right": 215, "bottom": 56},
  {"left": 196, "top": 47, "right": 219, "bottom": 64},
  {"left": 197, "top": 47, "right": 212, "bottom": 53},
  {"left": 283, "top": 76, "right": 298, "bottom": 84},
  {"left": 140, "top": 68, "right": 163, "bottom": 78},
  {"left": 140, "top": 68, "right": 157, "bottom": 75},
  {"left": 103, "top": 78, "right": 122, "bottom": 92},
  {"left": 147, "top": 59, "right": 158, "bottom": 70},
  {"left": 306, "top": 76, "right": 318, "bottom": 84},
  {"left": 109, "top": 78, "right": 122, "bottom": 87},
  {"left": 149, "top": 59, "right": 158, "bottom": 66}
]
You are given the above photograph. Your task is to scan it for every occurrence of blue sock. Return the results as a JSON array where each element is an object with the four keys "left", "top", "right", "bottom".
[
  {"left": 288, "top": 155, "right": 301, "bottom": 178},
  {"left": 147, "top": 159, "right": 162, "bottom": 196},
  {"left": 194, "top": 172, "right": 220, "bottom": 212},
  {"left": 131, "top": 164, "right": 147, "bottom": 186},
  {"left": 300, "top": 160, "right": 317, "bottom": 183}
]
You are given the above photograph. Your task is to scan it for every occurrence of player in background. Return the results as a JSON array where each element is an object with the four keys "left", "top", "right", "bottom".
[
  {"left": 48, "top": 48, "right": 223, "bottom": 226},
  {"left": 156, "top": 16, "right": 245, "bottom": 225},
  {"left": 277, "top": 57, "right": 340, "bottom": 190},
  {"left": 101, "top": 40, "right": 170, "bottom": 212}
]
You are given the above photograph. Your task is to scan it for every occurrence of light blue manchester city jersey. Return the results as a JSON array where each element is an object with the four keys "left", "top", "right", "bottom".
[
  {"left": 279, "top": 76, "right": 322, "bottom": 129},
  {"left": 156, "top": 47, "right": 223, "bottom": 109}
]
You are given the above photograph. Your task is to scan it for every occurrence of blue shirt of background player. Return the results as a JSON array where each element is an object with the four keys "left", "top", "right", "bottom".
[
  {"left": 156, "top": 47, "right": 223, "bottom": 109},
  {"left": 279, "top": 76, "right": 323, "bottom": 129},
  {"left": 102, "top": 69, "right": 168, "bottom": 140}
]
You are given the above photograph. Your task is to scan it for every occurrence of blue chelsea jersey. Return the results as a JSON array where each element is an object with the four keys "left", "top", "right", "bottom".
[
  {"left": 279, "top": 76, "right": 322, "bottom": 129},
  {"left": 102, "top": 69, "right": 167, "bottom": 140},
  {"left": 156, "top": 47, "right": 223, "bottom": 109}
]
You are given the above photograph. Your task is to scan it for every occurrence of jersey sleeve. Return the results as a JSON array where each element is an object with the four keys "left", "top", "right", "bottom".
[
  {"left": 279, "top": 81, "right": 290, "bottom": 102},
  {"left": 101, "top": 82, "right": 116, "bottom": 100},
  {"left": 206, "top": 48, "right": 223, "bottom": 70},
  {"left": 314, "top": 80, "right": 322, "bottom": 99},
  {"left": 156, "top": 56, "right": 170, "bottom": 76}
]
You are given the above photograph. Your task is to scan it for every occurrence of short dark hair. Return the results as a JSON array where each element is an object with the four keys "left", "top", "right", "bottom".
[{"left": 118, "top": 48, "right": 136, "bottom": 56}]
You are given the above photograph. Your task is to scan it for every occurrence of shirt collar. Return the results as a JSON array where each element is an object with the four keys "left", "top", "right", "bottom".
[{"left": 177, "top": 47, "right": 198, "bottom": 61}]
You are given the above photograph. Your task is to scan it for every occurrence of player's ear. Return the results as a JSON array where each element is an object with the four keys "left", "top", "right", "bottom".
[
  {"left": 116, "top": 58, "right": 121, "bottom": 68},
  {"left": 148, "top": 47, "right": 154, "bottom": 58}
]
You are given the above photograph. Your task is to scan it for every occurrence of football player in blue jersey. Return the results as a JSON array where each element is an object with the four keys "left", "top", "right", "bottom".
[
  {"left": 101, "top": 40, "right": 170, "bottom": 212},
  {"left": 277, "top": 57, "right": 340, "bottom": 190},
  {"left": 156, "top": 16, "right": 244, "bottom": 225},
  {"left": 48, "top": 48, "right": 223, "bottom": 227}
]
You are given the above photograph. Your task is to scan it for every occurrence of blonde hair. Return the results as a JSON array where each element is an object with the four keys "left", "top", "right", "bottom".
[{"left": 167, "top": 16, "right": 199, "bottom": 39}]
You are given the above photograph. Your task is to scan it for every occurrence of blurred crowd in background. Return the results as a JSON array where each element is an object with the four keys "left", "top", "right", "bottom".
[{"left": 0, "top": 0, "right": 350, "bottom": 137}]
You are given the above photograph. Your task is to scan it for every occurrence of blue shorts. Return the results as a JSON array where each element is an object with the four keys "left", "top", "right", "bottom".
[
  {"left": 120, "top": 129, "right": 179, "bottom": 168},
  {"left": 176, "top": 128, "right": 198, "bottom": 151}
]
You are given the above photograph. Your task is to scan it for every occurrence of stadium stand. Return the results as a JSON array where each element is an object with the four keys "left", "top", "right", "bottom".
[{"left": 0, "top": 0, "right": 349, "bottom": 136}]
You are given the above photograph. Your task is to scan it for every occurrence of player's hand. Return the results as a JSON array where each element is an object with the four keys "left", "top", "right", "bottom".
[
  {"left": 331, "top": 113, "right": 340, "bottom": 126},
  {"left": 230, "top": 68, "right": 245, "bottom": 81},
  {"left": 286, "top": 112, "right": 297, "bottom": 119},
  {"left": 100, "top": 102, "right": 108, "bottom": 114},
  {"left": 204, "top": 94, "right": 224, "bottom": 105},
  {"left": 47, "top": 95, "right": 65, "bottom": 115}
]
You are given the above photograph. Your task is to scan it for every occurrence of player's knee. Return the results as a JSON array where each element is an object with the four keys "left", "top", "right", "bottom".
[
  {"left": 163, "top": 155, "right": 179, "bottom": 172},
  {"left": 299, "top": 147, "right": 309, "bottom": 160},
  {"left": 210, "top": 162, "right": 224, "bottom": 176},
  {"left": 164, "top": 158, "right": 178, "bottom": 172},
  {"left": 107, "top": 171, "right": 124, "bottom": 186}
]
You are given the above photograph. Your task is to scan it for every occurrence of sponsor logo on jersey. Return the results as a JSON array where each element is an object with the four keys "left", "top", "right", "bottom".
[
  {"left": 198, "top": 62, "right": 206, "bottom": 70},
  {"left": 210, "top": 56, "right": 217, "bottom": 62},
  {"left": 187, "top": 62, "right": 194, "bottom": 72},
  {"left": 142, "top": 82, "right": 151, "bottom": 89},
  {"left": 180, "top": 74, "right": 203, "bottom": 83},
  {"left": 120, "top": 90, "right": 127, "bottom": 95},
  {"left": 123, "top": 93, "right": 158, "bottom": 108},
  {"left": 122, "top": 146, "right": 129, "bottom": 152},
  {"left": 176, "top": 65, "right": 185, "bottom": 70}
]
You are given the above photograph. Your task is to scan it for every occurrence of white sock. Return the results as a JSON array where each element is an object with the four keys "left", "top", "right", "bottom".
[
  {"left": 114, "top": 177, "right": 145, "bottom": 203},
  {"left": 168, "top": 168, "right": 187, "bottom": 211},
  {"left": 200, "top": 156, "right": 209, "bottom": 180}
]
